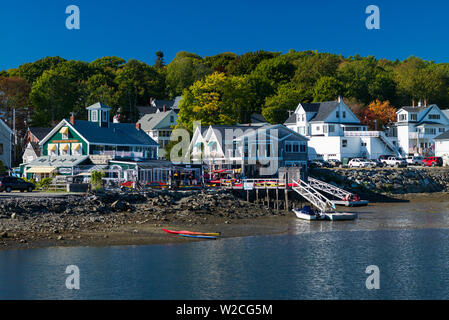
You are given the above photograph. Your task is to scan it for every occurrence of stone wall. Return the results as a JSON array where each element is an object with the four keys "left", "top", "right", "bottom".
[{"left": 310, "top": 168, "right": 449, "bottom": 195}]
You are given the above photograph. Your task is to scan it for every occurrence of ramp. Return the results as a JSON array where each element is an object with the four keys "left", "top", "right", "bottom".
[
  {"left": 308, "top": 177, "right": 368, "bottom": 207},
  {"left": 291, "top": 179, "right": 336, "bottom": 213}
]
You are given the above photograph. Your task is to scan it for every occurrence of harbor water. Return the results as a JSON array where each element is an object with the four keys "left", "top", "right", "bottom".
[{"left": 1, "top": 226, "right": 449, "bottom": 299}]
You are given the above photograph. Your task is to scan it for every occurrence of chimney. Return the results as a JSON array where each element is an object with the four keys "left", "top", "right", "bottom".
[
  {"left": 338, "top": 96, "right": 342, "bottom": 103},
  {"left": 412, "top": 100, "right": 415, "bottom": 107},
  {"left": 163, "top": 105, "right": 166, "bottom": 112},
  {"left": 418, "top": 100, "right": 422, "bottom": 107},
  {"left": 70, "top": 113, "right": 75, "bottom": 125},
  {"left": 136, "top": 123, "right": 141, "bottom": 131},
  {"left": 424, "top": 99, "right": 427, "bottom": 107}
]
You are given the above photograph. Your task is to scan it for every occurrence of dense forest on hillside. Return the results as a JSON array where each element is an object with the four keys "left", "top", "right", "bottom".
[{"left": 1, "top": 50, "right": 449, "bottom": 133}]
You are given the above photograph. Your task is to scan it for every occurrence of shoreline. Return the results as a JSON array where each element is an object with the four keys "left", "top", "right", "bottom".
[{"left": 1, "top": 191, "right": 448, "bottom": 252}]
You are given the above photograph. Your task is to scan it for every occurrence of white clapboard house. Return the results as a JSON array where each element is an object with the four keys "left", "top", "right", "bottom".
[{"left": 284, "top": 97, "right": 399, "bottom": 161}]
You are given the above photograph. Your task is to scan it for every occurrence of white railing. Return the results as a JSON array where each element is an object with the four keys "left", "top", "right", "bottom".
[
  {"left": 409, "top": 132, "right": 427, "bottom": 139},
  {"left": 92, "top": 151, "right": 144, "bottom": 158},
  {"left": 344, "top": 131, "right": 380, "bottom": 137},
  {"left": 291, "top": 179, "right": 336, "bottom": 213}
]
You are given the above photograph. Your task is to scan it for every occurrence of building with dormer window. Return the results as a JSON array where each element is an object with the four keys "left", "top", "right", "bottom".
[
  {"left": 284, "top": 97, "right": 399, "bottom": 161},
  {"left": 395, "top": 103, "right": 449, "bottom": 156}
]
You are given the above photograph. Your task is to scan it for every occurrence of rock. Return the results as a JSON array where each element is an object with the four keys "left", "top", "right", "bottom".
[
  {"left": 10, "top": 213, "right": 16, "bottom": 219},
  {"left": 57, "top": 236, "right": 64, "bottom": 241},
  {"left": 0, "top": 232, "right": 8, "bottom": 238}
]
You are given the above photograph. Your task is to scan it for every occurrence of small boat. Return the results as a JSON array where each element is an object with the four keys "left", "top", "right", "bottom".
[
  {"left": 179, "top": 234, "right": 218, "bottom": 240},
  {"left": 162, "top": 229, "right": 221, "bottom": 237},
  {"left": 293, "top": 206, "right": 326, "bottom": 221}
]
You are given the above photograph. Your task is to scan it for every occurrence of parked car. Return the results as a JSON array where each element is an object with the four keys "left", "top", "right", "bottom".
[
  {"left": 423, "top": 156, "right": 443, "bottom": 167},
  {"left": 380, "top": 157, "right": 407, "bottom": 167},
  {"left": 365, "top": 159, "right": 381, "bottom": 168},
  {"left": 348, "top": 158, "right": 373, "bottom": 168},
  {"left": 327, "top": 159, "right": 343, "bottom": 168},
  {"left": 0, "top": 176, "right": 35, "bottom": 193},
  {"left": 378, "top": 155, "right": 392, "bottom": 162},
  {"left": 406, "top": 156, "right": 424, "bottom": 166}
]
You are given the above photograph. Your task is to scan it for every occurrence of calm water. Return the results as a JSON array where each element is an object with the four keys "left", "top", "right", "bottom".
[{"left": 2, "top": 228, "right": 449, "bottom": 300}]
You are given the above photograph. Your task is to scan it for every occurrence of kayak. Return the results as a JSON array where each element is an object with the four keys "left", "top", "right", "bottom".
[
  {"left": 179, "top": 234, "right": 218, "bottom": 240},
  {"left": 162, "top": 229, "right": 221, "bottom": 237}
]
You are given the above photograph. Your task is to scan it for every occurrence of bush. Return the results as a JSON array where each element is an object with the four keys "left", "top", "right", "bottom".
[
  {"left": 37, "top": 177, "right": 53, "bottom": 190},
  {"left": 90, "top": 170, "right": 105, "bottom": 190}
]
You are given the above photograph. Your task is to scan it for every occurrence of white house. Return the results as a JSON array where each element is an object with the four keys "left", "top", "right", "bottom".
[
  {"left": 395, "top": 103, "right": 449, "bottom": 156},
  {"left": 284, "top": 97, "right": 398, "bottom": 161},
  {"left": 434, "top": 130, "right": 449, "bottom": 166},
  {"left": 188, "top": 124, "right": 308, "bottom": 177}
]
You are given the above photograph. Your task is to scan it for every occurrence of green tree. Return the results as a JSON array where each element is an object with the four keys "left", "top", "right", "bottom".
[
  {"left": 166, "top": 52, "right": 212, "bottom": 97},
  {"left": 155, "top": 51, "right": 165, "bottom": 69},
  {"left": 115, "top": 59, "right": 166, "bottom": 122},
  {"left": 9, "top": 56, "right": 67, "bottom": 84},
  {"left": 226, "top": 51, "right": 280, "bottom": 76},
  {"left": 313, "top": 76, "right": 343, "bottom": 102},
  {"left": 262, "top": 84, "right": 308, "bottom": 124}
]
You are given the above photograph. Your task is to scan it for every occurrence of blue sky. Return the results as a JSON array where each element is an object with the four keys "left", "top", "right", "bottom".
[{"left": 1, "top": 0, "right": 449, "bottom": 70}]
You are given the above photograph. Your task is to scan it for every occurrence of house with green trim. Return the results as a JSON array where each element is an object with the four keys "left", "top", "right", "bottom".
[{"left": 22, "top": 102, "right": 160, "bottom": 180}]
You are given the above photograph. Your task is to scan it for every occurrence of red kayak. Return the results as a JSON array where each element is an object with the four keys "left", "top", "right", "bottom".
[{"left": 162, "top": 229, "right": 221, "bottom": 237}]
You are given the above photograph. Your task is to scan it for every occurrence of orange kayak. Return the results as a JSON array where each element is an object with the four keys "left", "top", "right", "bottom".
[{"left": 162, "top": 229, "right": 221, "bottom": 237}]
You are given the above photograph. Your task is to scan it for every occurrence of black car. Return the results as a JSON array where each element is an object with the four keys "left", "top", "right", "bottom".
[{"left": 0, "top": 176, "right": 35, "bottom": 193}]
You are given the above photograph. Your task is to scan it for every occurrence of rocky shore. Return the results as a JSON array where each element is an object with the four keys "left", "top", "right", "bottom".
[
  {"left": 311, "top": 167, "right": 449, "bottom": 195},
  {"left": 0, "top": 189, "right": 285, "bottom": 250}
]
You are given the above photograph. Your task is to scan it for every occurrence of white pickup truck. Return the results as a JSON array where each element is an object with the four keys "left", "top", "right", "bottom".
[{"left": 380, "top": 157, "right": 407, "bottom": 167}]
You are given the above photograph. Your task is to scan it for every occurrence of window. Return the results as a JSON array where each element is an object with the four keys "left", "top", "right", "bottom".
[
  {"left": 285, "top": 142, "right": 306, "bottom": 153},
  {"left": 439, "top": 128, "right": 445, "bottom": 133},
  {"left": 425, "top": 128, "right": 436, "bottom": 135},
  {"left": 410, "top": 114, "right": 417, "bottom": 121},
  {"left": 91, "top": 110, "right": 98, "bottom": 122},
  {"left": 342, "top": 140, "right": 347, "bottom": 148},
  {"left": 102, "top": 111, "right": 108, "bottom": 122},
  {"left": 329, "top": 125, "right": 335, "bottom": 133},
  {"left": 336, "top": 111, "right": 340, "bottom": 118},
  {"left": 170, "top": 115, "right": 175, "bottom": 123},
  {"left": 343, "top": 111, "right": 346, "bottom": 118},
  {"left": 429, "top": 114, "right": 440, "bottom": 120},
  {"left": 361, "top": 142, "right": 367, "bottom": 147},
  {"left": 0, "top": 144, "right": 3, "bottom": 155},
  {"left": 316, "top": 126, "right": 320, "bottom": 131},
  {"left": 399, "top": 114, "right": 407, "bottom": 121}
]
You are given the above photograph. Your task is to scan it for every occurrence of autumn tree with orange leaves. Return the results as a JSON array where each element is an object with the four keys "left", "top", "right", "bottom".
[{"left": 360, "top": 100, "right": 396, "bottom": 130}]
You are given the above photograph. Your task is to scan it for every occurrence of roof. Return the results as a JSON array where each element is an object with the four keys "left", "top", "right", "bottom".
[
  {"left": 67, "top": 120, "right": 158, "bottom": 146},
  {"left": 307, "top": 101, "right": 339, "bottom": 122},
  {"left": 28, "top": 127, "right": 52, "bottom": 141},
  {"left": 138, "top": 111, "right": 174, "bottom": 131},
  {"left": 86, "top": 102, "right": 111, "bottom": 111},
  {"left": 435, "top": 130, "right": 449, "bottom": 140},
  {"left": 236, "top": 124, "right": 309, "bottom": 141},
  {"left": 398, "top": 106, "right": 430, "bottom": 113},
  {"left": 26, "top": 155, "right": 90, "bottom": 167},
  {"left": 137, "top": 97, "right": 182, "bottom": 116},
  {"left": 288, "top": 101, "right": 340, "bottom": 123},
  {"left": 250, "top": 113, "right": 267, "bottom": 124},
  {"left": 284, "top": 114, "right": 297, "bottom": 125}
]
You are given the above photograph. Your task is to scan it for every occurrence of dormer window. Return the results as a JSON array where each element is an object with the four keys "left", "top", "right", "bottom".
[
  {"left": 59, "top": 127, "right": 69, "bottom": 140},
  {"left": 343, "top": 111, "right": 346, "bottom": 118},
  {"left": 410, "top": 114, "right": 417, "bottom": 121},
  {"left": 336, "top": 111, "right": 340, "bottom": 118},
  {"left": 399, "top": 114, "right": 407, "bottom": 121}
]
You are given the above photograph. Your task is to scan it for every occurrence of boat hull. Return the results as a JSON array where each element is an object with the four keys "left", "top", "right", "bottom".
[
  {"left": 162, "top": 229, "right": 221, "bottom": 237},
  {"left": 293, "top": 209, "right": 325, "bottom": 221},
  {"left": 179, "top": 234, "right": 218, "bottom": 240}
]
